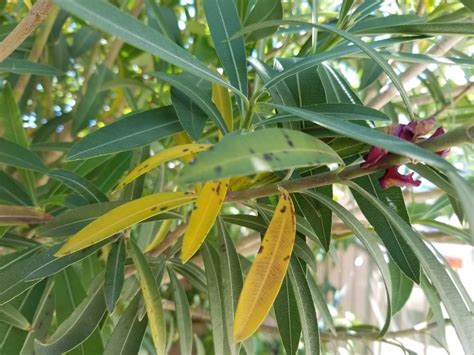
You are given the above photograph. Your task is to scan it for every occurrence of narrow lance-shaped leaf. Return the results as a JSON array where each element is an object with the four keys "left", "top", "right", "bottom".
[
  {"left": 34, "top": 275, "right": 106, "bottom": 355},
  {"left": 348, "top": 181, "right": 474, "bottom": 354},
  {"left": 180, "top": 128, "right": 343, "bottom": 184},
  {"left": 0, "top": 138, "right": 49, "bottom": 173},
  {"left": 271, "top": 104, "right": 452, "bottom": 171},
  {"left": 233, "top": 188, "right": 296, "bottom": 342},
  {"left": 115, "top": 144, "right": 212, "bottom": 191},
  {"left": 181, "top": 179, "right": 230, "bottom": 263},
  {"left": 0, "top": 206, "right": 53, "bottom": 226},
  {"left": 0, "top": 304, "right": 31, "bottom": 330},
  {"left": 168, "top": 267, "right": 193, "bottom": 355},
  {"left": 104, "top": 239, "right": 126, "bottom": 313},
  {"left": 204, "top": 0, "right": 248, "bottom": 99},
  {"left": 212, "top": 84, "right": 233, "bottom": 132},
  {"left": 128, "top": 240, "right": 166, "bottom": 355},
  {"left": 55, "top": 192, "right": 195, "bottom": 256},
  {"left": 0, "top": 59, "right": 64, "bottom": 76}
]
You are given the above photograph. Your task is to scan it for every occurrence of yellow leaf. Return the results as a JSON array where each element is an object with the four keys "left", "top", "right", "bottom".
[
  {"left": 128, "top": 239, "right": 166, "bottom": 354},
  {"left": 233, "top": 188, "right": 296, "bottom": 342},
  {"left": 24, "top": 0, "right": 32, "bottom": 9},
  {"left": 55, "top": 192, "right": 195, "bottom": 256},
  {"left": 181, "top": 178, "right": 230, "bottom": 263},
  {"left": 212, "top": 83, "right": 233, "bottom": 133},
  {"left": 143, "top": 219, "right": 173, "bottom": 253},
  {"left": 114, "top": 144, "right": 212, "bottom": 192}
]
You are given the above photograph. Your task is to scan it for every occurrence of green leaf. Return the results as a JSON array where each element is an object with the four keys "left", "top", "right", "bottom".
[
  {"left": 201, "top": 241, "right": 231, "bottom": 354},
  {"left": 288, "top": 257, "right": 320, "bottom": 355},
  {"left": 355, "top": 22, "right": 474, "bottom": 35},
  {"left": 168, "top": 268, "right": 193, "bottom": 355},
  {"left": 0, "top": 172, "right": 32, "bottom": 206},
  {"left": 389, "top": 259, "right": 413, "bottom": 316},
  {"left": 204, "top": 0, "right": 248, "bottom": 98},
  {"left": 218, "top": 219, "right": 243, "bottom": 355},
  {"left": 274, "top": 275, "right": 301, "bottom": 355},
  {"left": 54, "top": 0, "right": 239, "bottom": 93},
  {"left": 0, "top": 304, "right": 31, "bottom": 330},
  {"left": 171, "top": 79, "right": 209, "bottom": 141},
  {"left": 180, "top": 128, "right": 343, "bottom": 184},
  {"left": 305, "top": 190, "right": 393, "bottom": 336},
  {"left": 34, "top": 275, "right": 106, "bottom": 355},
  {"left": 169, "top": 260, "right": 207, "bottom": 293},
  {"left": 271, "top": 105, "right": 452, "bottom": 171},
  {"left": 244, "top": 0, "right": 283, "bottom": 41},
  {"left": 420, "top": 273, "right": 447, "bottom": 346},
  {"left": 348, "top": 182, "right": 474, "bottom": 354},
  {"left": 0, "top": 59, "right": 64, "bottom": 76},
  {"left": 318, "top": 64, "right": 362, "bottom": 105},
  {"left": 446, "top": 171, "right": 474, "bottom": 240},
  {"left": 104, "top": 239, "right": 125, "bottom": 313},
  {"left": 0, "top": 138, "right": 49, "bottom": 173},
  {"left": 351, "top": 173, "right": 420, "bottom": 283},
  {"left": 66, "top": 106, "right": 182, "bottom": 160},
  {"left": 103, "top": 292, "right": 147, "bottom": 355},
  {"left": 128, "top": 239, "right": 166, "bottom": 355},
  {"left": 306, "top": 273, "right": 336, "bottom": 334},
  {"left": 145, "top": 0, "right": 179, "bottom": 42},
  {"left": 153, "top": 72, "right": 228, "bottom": 134},
  {"left": 70, "top": 26, "right": 101, "bottom": 57},
  {"left": 48, "top": 170, "right": 108, "bottom": 204}
]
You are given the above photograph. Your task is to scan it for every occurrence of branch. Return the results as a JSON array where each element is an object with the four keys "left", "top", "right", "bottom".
[
  {"left": 0, "top": 0, "right": 54, "bottom": 62},
  {"left": 226, "top": 124, "right": 474, "bottom": 202}
]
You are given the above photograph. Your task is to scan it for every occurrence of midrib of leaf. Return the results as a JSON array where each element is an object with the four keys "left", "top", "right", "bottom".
[
  {"left": 63, "top": 270, "right": 87, "bottom": 355},
  {"left": 0, "top": 287, "right": 34, "bottom": 347},
  {"left": 50, "top": 172, "right": 102, "bottom": 203}
]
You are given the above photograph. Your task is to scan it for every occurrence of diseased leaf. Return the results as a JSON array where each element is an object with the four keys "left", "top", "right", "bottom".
[
  {"left": 128, "top": 240, "right": 166, "bottom": 355},
  {"left": 104, "top": 239, "right": 125, "bottom": 312},
  {"left": 234, "top": 188, "right": 296, "bottom": 342},
  {"left": 55, "top": 192, "right": 195, "bottom": 256},
  {"left": 181, "top": 128, "right": 343, "bottom": 184},
  {"left": 181, "top": 179, "right": 229, "bottom": 262},
  {"left": 116, "top": 143, "right": 212, "bottom": 191}
]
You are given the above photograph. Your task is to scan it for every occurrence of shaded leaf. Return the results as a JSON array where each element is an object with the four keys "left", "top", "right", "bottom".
[{"left": 104, "top": 240, "right": 126, "bottom": 313}]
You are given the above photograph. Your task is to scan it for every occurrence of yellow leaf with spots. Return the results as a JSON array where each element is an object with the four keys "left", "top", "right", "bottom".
[
  {"left": 233, "top": 188, "right": 296, "bottom": 342},
  {"left": 128, "top": 239, "right": 166, "bottom": 355},
  {"left": 181, "top": 179, "right": 230, "bottom": 263},
  {"left": 55, "top": 192, "right": 195, "bottom": 256},
  {"left": 114, "top": 144, "right": 212, "bottom": 192}
]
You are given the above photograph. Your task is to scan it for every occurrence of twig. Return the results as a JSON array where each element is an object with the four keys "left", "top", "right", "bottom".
[
  {"left": 365, "top": 36, "right": 463, "bottom": 110},
  {"left": 0, "top": 0, "right": 54, "bottom": 62},
  {"left": 226, "top": 124, "right": 473, "bottom": 202},
  {"left": 431, "top": 83, "right": 474, "bottom": 118}
]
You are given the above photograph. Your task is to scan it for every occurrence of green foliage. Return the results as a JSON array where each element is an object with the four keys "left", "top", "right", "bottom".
[{"left": 0, "top": 0, "right": 472, "bottom": 354}]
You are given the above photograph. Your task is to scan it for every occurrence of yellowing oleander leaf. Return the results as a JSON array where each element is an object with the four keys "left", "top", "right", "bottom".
[
  {"left": 233, "top": 188, "right": 296, "bottom": 342},
  {"left": 181, "top": 179, "right": 230, "bottom": 263},
  {"left": 114, "top": 144, "right": 212, "bottom": 191},
  {"left": 55, "top": 192, "right": 195, "bottom": 256},
  {"left": 144, "top": 219, "right": 173, "bottom": 253},
  {"left": 128, "top": 239, "right": 166, "bottom": 355},
  {"left": 212, "top": 83, "right": 233, "bottom": 132}
]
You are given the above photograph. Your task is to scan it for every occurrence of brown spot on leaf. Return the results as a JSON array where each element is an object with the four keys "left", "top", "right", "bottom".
[
  {"left": 280, "top": 206, "right": 287, "bottom": 213},
  {"left": 258, "top": 246, "right": 264, "bottom": 254},
  {"left": 263, "top": 153, "right": 273, "bottom": 161},
  {"left": 283, "top": 255, "right": 290, "bottom": 261},
  {"left": 214, "top": 165, "right": 222, "bottom": 174},
  {"left": 150, "top": 206, "right": 158, "bottom": 212}
]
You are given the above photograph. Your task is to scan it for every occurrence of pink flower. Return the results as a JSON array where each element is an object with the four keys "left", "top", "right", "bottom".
[{"left": 361, "top": 117, "right": 448, "bottom": 189}]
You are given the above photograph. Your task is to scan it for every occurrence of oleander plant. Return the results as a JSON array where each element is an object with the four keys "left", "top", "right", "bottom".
[{"left": 0, "top": 0, "right": 473, "bottom": 354}]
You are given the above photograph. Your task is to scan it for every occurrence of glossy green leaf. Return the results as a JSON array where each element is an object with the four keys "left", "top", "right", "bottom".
[
  {"left": 318, "top": 64, "right": 363, "bottom": 104},
  {"left": 104, "top": 239, "right": 125, "bottom": 313},
  {"left": 244, "top": 0, "right": 283, "bottom": 41},
  {"left": 181, "top": 128, "right": 343, "bottom": 184},
  {"left": 420, "top": 273, "right": 447, "bottom": 346},
  {"left": 272, "top": 105, "right": 453, "bottom": 171},
  {"left": 306, "top": 273, "right": 336, "bottom": 334},
  {"left": 0, "top": 58, "right": 64, "bottom": 76},
  {"left": 389, "top": 259, "right": 413, "bottom": 316},
  {"left": 169, "top": 268, "right": 193, "bottom": 355},
  {"left": 54, "top": 0, "right": 237, "bottom": 92},
  {"left": 274, "top": 275, "right": 301, "bottom": 355},
  {"left": 103, "top": 292, "right": 147, "bottom": 355},
  {"left": 0, "top": 138, "right": 49, "bottom": 173},
  {"left": 66, "top": 106, "right": 182, "bottom": 160},
  {"left": 352, "top": 173, "right": 420, "bottom": 283},
  {"left": 145, "top": 0, "right": 179, "bottom": 42},
  {"left": 48, "top": 170, "right": 108, "bottom": 204},
  {"left": 34, "top": 275, "right": 106, "bottom": 355},
  {"left": 204, "top": 0, "right": 248, "bottom": 98},
  {"left": 169, "top": 260, "right": 207, "bottom": 294},
  {"left": 0, "top": 173, "right": 32, "bottom": 206},
  {"left": 0, "top": 304, "right": 31, "bottom": 330},
  {"left": 154, "top": 72, "right": 228, "bottom": 134},
  {"left": 288, "top": 257, "right": 320, "bottom": 355},
  {"left": 70, "top": 26, "right": 101, "bottom": 57},
  {"left": 446, "top": 171, "right": 474, "bottom": 240},
  {"left": 348, "top": 182, "right": 474, "bottom": 354},
  {"left": 356, "top": 22, "right": 474, "bottom": 35}
]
